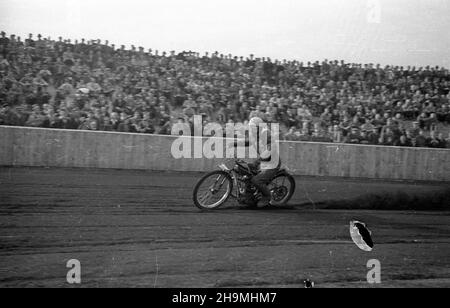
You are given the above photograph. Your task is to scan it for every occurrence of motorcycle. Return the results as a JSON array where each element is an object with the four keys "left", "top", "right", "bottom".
[{"left": 193, "top": 159, "right": 296, "bottom": 210}]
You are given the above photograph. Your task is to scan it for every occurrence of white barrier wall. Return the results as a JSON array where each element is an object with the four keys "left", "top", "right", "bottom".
[{"left": 1, "top": 126, "right": 449, "bottom": 181}]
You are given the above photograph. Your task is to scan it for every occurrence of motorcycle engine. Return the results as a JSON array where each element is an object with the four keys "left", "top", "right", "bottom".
[{"left": 237, "top": 176, "right": 258, "bottom": 206}]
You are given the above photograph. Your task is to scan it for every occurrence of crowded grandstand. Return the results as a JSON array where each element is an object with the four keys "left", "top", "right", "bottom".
[{"left": 0, "top": 31, "right": 449, "bottom": 149}]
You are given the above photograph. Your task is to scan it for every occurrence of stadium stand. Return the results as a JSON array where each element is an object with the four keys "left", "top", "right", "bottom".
[{"left": 0, "top": 31, "right": 449, "bottom": 149}]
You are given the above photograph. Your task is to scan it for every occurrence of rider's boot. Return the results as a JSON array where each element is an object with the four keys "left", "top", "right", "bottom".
[{"left": 258, "top": 195, "right": 271, "bottom": 208}]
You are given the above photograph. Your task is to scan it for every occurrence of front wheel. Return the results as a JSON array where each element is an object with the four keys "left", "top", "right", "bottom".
[
  {"left": 269, "top": 174, "right": 296, "bottom": 206},
  {"left": 193, "top": 171, "right": 233, "bottom": 210}
]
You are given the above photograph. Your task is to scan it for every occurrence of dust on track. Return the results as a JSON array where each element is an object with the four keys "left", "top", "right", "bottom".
[{"left": 0, "top": 167, "right": 449, "bottom": 287}]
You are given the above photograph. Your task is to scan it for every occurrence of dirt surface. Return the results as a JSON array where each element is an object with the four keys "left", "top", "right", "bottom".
[{"left": 0, "top": 167, "right": 449, "bottom": 288}]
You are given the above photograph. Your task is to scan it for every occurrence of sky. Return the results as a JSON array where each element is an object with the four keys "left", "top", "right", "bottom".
[{"left": 1, "top": 0, "right": 449, "bottom": 67}]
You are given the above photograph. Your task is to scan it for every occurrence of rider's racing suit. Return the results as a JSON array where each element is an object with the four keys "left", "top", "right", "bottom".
[{"left": 234, "top": 130, "right": 281, "bottom": 205}]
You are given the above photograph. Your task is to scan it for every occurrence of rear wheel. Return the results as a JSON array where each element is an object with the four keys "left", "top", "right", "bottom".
[
  {"left": 193, "top": 171, "right": 233, "bottom": 210},
  {"left": 269, "top": 174, "right": 296, "bottom": 206}
]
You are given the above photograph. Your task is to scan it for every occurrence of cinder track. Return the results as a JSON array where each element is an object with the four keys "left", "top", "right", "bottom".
[{"left": 0, "top": 167, "right": 449, "bottom": 287}]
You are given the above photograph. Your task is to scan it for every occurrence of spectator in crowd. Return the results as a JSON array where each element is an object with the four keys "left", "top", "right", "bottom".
[
  {"left": 415, "top": 130, "right": 428, "bottom": 148},
  {"left": 345, "top": 127, "right": 361, "bottom": 144},
  {"left": 398, "top": 135, "right": 413, "bottom": 147}
]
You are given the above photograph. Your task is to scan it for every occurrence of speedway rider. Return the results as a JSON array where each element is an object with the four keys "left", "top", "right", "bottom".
[{"left": 230, "top": 117, "right": 281, "bottom": 208}]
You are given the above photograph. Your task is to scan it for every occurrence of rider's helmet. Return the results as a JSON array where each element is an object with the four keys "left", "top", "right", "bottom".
[{"left": 249, "top": 117, "right": 264, "bottom": 127}]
